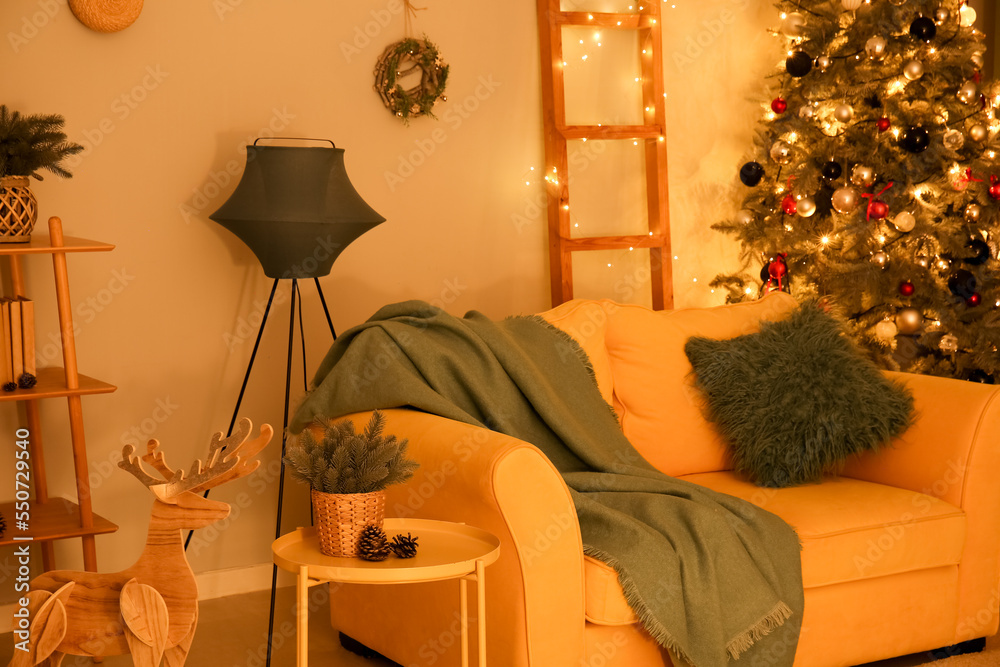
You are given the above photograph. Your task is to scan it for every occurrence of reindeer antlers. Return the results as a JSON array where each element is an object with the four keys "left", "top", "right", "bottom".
[{"left": 118, "top": 419, "right": 274, "bottom": 500}]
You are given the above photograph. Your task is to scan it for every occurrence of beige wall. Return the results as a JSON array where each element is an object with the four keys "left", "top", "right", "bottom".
[{"left": 0, "top": 0, "right": 778, "bottom": 583}]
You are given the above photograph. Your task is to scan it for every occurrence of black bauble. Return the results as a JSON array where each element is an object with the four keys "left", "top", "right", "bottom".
[
  {"left": 821, "top": 161, "right": 843, "bottom": 181},
  {"left": 785, "top": 51, "right": 813, "bottom": 78},
  {"left": 965, "top": 239, "right": 991, "bottom": 266},
  {"left": 900, "top": 127, "right": 930, "bottom": 153},
  {"left": 760, "top": 263, "right": 771, "bottom": 282},
  {"left": 740, "top": 161, "right": 765, "bottom": 187},
  {"left": 948, "top": 269, "right": 977, "bottom": 299},
  {"left": 910, "top": 16, "right": 937, "bottom": 42}
]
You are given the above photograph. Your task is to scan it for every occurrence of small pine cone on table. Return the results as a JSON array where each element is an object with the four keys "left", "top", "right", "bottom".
[
  {"left": 0, "top": 510, "right": 5, "bottom": 537},
  {"left": 357, "top": 524, "right": 391, "bottom": 561},
  {"left": 390, "top": 532, "right": 419, "bottom": 558}
]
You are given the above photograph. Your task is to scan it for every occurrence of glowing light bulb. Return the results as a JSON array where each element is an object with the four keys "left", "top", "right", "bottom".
[{"left": 821, "top": 236, "right": 830, "bottom": 245}]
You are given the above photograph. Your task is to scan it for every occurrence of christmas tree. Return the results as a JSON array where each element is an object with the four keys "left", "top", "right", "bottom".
[{"left": 712, "top": 0, "right": 1000, "bottom": 384}]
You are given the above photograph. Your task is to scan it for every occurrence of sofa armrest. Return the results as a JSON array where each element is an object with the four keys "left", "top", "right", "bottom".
[
  {"left": 842, "top": 371, "right": 1000, "bottom": 642},
  {"left": 329, "top": 409, "right": 587, "bottom": 667}
]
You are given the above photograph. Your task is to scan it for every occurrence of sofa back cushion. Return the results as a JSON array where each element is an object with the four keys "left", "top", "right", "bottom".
[
  {"left": 540, "top": 299, "right": 621, "bottom": 406},
  {"left": 604, "top": 293, "right": 798, "bottom": 477}
]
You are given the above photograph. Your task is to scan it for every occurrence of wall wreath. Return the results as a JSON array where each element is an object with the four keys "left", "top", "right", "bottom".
[{"left": 373, "top": 37, "right": 449, "bottom": 123}]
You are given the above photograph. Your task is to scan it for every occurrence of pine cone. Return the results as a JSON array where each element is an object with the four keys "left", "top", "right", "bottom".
[
  {"left": 357, "top": 524, "right": 391, "bottom": 561},
  {"left": 17, "top": 373, "right": 36, "bottom": 389},
  {"left": 390, "top": 532, "right": 419, "bottom": 558},
  {"left": 0, "top": 510, "right": 5, "bottom": 538},
  {"left": 2, "top": 382, "right": 16, "bottom": 392}
]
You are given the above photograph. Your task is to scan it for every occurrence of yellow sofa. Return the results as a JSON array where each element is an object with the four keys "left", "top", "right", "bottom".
[{"left": 326, "top": 293, "right": 1000, "bottom": 666}]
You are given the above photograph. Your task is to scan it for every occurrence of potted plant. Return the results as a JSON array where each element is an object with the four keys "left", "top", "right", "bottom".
[
  {"left": 0, "top": 105, "right": 84, "bottom": 242},
  {"left": 284, "top": 409, "right": 419, "bottom": 557}
]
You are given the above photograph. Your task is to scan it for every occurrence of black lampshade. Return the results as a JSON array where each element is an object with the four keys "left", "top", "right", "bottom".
[{"left": 210, "top": 142, "right": 385, "bottom": 279}]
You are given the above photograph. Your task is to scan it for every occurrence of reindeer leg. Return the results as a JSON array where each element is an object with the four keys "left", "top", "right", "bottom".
[
  {"left": 8, "top": 583, "right": 74, "bottom": 667},
  {"left": 120, "top": 580, "right": 169, "bottom": 667},
  {"left": 162, "top": 605, "right": 197, "bottom": 667}
]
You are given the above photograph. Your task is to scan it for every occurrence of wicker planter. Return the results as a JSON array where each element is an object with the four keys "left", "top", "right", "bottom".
[
  {"left": 0, "top": 176, "right": 38, "bottom": 243},
  {"left": 311, "top": 488, "right": 386, "bottom": 557}
]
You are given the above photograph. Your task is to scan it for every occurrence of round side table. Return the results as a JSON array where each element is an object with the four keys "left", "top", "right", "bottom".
[{"left": 272, "top": 518, "right": 501, "bottom": 667}]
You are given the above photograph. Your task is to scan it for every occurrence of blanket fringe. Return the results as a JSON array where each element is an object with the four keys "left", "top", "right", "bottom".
[
  {"left": 726, "top": 601, "right": 794, "bottom": 661},
  {"left": 583, "top": 545, "right": 697, "bottom": 666}
]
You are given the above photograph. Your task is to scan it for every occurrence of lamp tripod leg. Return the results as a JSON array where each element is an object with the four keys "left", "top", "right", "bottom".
[
  {"left": 184, "top": 278, "right": 280, "bottom": 551},
  {"left": 266, "top": 279, "right": 301, "bottom": 667}
]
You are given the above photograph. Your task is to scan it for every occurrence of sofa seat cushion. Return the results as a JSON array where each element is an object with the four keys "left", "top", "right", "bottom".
[
  {"left": 681, "top": 472, "right": 966, "bottom": 588},
  {"left": 583, "top": 555, "right": 638, "bottom": 625}
]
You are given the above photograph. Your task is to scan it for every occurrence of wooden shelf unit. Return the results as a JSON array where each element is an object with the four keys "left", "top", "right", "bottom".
[{"left": 1, "top": 216, "right": 118, "bottom": 572}]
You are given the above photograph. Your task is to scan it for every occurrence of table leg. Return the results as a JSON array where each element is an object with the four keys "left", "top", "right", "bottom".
[
  {"left": 460, "top": 576, "right": 469, "bottom": 667},
  {"left": 476, "top": 559, "right": 487, "bottom": 667},
  {"left": 297, "top": 565, "right": 309, "bottom": 667}
]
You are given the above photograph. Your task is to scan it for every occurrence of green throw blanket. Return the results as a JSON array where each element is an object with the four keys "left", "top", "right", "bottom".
[{"left": 290, "top": 301, "right": 803, "bottom": 666}]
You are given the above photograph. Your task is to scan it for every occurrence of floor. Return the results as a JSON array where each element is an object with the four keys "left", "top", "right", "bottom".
[{"left": 1, "top": 586, "right": 997, "bottom": 667}]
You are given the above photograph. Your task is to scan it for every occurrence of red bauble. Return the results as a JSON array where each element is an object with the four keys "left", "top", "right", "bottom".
[
  {"left": 967, "top": 293, "right": 982, "bottom": 307},
  {"left": 876, "top": 117, "right": 891, "bottom": 132},
  {"left": 899, "top": 280, "right": 915, "bottom": 296},
  {"left": 768, "top": 259, "right": 788, "bottom": 279},
  {"left": 869, "top": 199, "right": 889, "bottom": 220},
  {"left": 771, "top": 97, "right": 788, "bottom": 114},
  {"left": 781, "top": 194, "right": 798, "bottom": 215},
  {"left": 990, "top": 176, "right": 1000, "bottom": 200}
]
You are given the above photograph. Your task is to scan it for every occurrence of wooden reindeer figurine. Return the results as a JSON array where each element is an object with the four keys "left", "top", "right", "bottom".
[{"left": 10, "top": 418, "right": 273, "bottom": 667}]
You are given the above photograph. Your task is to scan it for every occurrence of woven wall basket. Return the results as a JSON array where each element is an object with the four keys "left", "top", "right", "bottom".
[
  {"left": 69, "top": 0, "right": 143, "bottom": 33},
  {"left": 311, "top": 488, "right": 386, "bottom": 557},
  {"left": 0, "top": 177, "right": 38, "bottom": 243}
]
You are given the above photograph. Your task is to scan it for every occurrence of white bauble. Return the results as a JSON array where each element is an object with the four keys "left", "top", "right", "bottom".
[
  {"left": 834, "top": 104, "right": 854, "bottom": 123},
  {"left": 865, "top": 36, "right": 887, "bottom": 59},
  {"left": 842, "top": 0, "right": 864, "bottom": 9},
  {"left": 796, "top": 196, "right": 817, "bottom": 217},
  {"left": 875, "top": 320, "right": 898, "bottom": 339},
  {"left": 892, "top": 211, "right": 916, "bottom": 232},
  {"left": 958, "top": 81, "right": 978, "bottom": 104},
  {"left": 780, "top": 12, "right": 806, "bottom": 37},
  {"left": 943, "top": 128, "right": 965, "bottom": 150},
  {"left": 969, "top": 124, "right": 988, "bottom": 142},
  {"left": 832, "top": 186, "right": 860, "bottom": 213},
  {"left": 960, "top": 4, "right": 977, "bottom": 27},
  {"left": 903, "top": 60, "right": 924, "bottom": 81}
]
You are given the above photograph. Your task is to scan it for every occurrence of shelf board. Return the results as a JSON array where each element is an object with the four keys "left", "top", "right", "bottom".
[
  {"left": 0, "top": 235, "right": 114, "bottom": 255},
  {"left": 0, "top": 367, "right": 116, "bottom": 401},
  {"left": 0, "top": 497, "right": 118, "bottom": 545}
]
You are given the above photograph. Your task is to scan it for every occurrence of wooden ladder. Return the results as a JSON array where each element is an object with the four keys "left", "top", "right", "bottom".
[{"left": 536, "top": 1, "right": 673, "bottom": 309}]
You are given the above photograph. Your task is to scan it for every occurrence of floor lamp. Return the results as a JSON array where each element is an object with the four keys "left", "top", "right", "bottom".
[{"left": 197, "top": 138, "right": 384, "bottom": 667}]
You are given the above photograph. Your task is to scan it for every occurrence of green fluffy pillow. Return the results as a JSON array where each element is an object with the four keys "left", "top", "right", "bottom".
[{"left": 684, "top": 302, "right": 914, "bottom": 488}]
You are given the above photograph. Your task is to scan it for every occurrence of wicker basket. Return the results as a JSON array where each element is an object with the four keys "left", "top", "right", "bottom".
[
  {"left": 0, "top": 176, "right": 37, "bottom": 243},
  {"left": 311, "top": 488, "right": 386, "bottom": 557}
]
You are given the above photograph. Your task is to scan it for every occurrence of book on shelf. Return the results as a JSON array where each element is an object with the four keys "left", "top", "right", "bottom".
[
  {"left": 18, "top": 297, "right": 34, "bottom": 376},
  {"left": 0, "top": 300, "right": 9, "bottom": 385},
  {"left": 8, "top": 298, "right": 22, "bottom": 382}
]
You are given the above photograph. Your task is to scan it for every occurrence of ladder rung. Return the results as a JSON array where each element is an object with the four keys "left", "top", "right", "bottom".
[
  {"left": 563, "top": 235, "right": 668, "bottom": 251},
  {"left": 557, "top": 12, "right": 655, "bottom": 28},
  {"left": 560, "top": 125, "right": 663, "bottom": 140}
]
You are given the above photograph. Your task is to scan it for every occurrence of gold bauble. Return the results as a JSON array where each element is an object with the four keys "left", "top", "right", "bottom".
[
  {"left": 896, "top": 308, "right": 923, "bottom": 335},
  {"left": 832, "top": 186, "right": 860, "bottom": 213}
]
